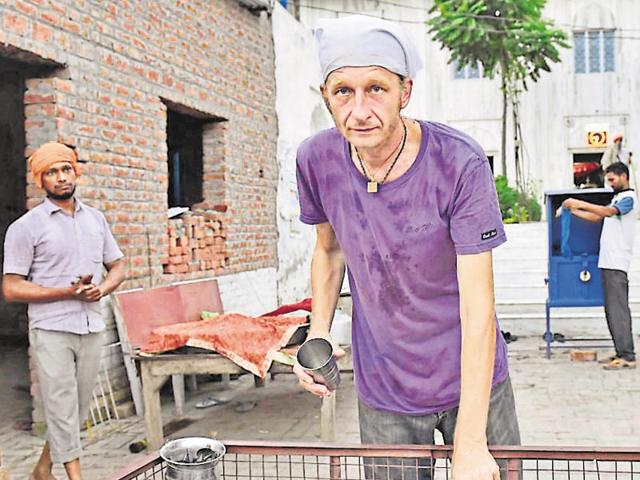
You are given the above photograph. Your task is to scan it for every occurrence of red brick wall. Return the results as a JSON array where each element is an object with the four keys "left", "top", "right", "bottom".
[{"left": 1, "top": 0, "right": 278, "bottom": 288}]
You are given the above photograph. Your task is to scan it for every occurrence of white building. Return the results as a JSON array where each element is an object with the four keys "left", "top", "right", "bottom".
[{"left": 272, "top": 0, "right": 639, "bottom": 302}]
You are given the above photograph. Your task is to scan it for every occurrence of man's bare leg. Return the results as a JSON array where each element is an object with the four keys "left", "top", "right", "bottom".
[
  {"left": 29, "top": 442, "right": 57, "bottom": 480},
  {"left": 63, "top": 459, "right": 81, "bottom": 480}
]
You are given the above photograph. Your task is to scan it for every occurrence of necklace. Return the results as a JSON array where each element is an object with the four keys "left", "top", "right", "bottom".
[{"left": 353, "top": 121, "right": 408, "bottom": 193}]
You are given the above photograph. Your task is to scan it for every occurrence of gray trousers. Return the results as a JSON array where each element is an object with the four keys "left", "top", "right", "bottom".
[
  {"left": 359, "top": 376, "right": 521, "bottom": 480},
  {"left": 602, "top": 269, "right": 635, "bottom": 361},
  {"left": 29, "top": 329, "right": 103, "bottom": 464}
]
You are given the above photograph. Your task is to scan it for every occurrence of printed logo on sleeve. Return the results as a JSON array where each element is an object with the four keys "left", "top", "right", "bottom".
[{"left": 481, "top": 229, "right": 497, "bottom": 241}]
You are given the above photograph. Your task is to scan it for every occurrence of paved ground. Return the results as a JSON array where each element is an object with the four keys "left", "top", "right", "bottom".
[{"left": 2, "top": 335, "right": 640, "bottom": 479}]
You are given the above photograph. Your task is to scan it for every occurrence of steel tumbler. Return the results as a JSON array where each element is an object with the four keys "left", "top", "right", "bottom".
[{"left": 296, "top": 338, "right": 340, "bottom": 391}]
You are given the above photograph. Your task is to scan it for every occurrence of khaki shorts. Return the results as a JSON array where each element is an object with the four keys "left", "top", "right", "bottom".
[{"left": 29, "top": 329, "right": 103, "bottom": 464}]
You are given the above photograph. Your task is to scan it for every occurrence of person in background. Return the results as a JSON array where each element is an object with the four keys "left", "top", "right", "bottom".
[
  {"left": 601, "top": 133, "right": 627, "bottom": 170},
  {"left": 562, "top": 162, "right": 637, "bottom": 370},
  {"left": 2, "top": 142, "right": 126, "bottom": 480}
]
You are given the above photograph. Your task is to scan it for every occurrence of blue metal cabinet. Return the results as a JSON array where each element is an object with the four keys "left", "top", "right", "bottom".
[{"left": 544, "top": 188, "right": 614, "bottom": 357}]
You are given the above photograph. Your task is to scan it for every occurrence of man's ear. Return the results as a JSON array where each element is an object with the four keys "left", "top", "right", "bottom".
[
  {"left": 400, "top": 79, "right": 413, "bottom": 110},
  {"left": 320, "top": 84, "right": 332, "bottom": 113}
]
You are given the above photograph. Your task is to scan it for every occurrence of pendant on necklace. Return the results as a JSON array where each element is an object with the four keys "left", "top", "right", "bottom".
[{"left": 367, "top": 181, "right": 378, "bottom": 193}]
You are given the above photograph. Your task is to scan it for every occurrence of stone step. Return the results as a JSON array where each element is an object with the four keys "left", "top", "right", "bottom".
[
  {"left": 499, "top": 314, "right": 640, "bottom": 338},
  {"left": 495, "top": 284, "right": 640, "bottom": 301},
  {"left": 495, "top": 298, "right": 640, "bottom": 314},
  {"left": 497, "top": 301, "right": 640, "bottom": 338},
  {"left": 494, "top": 266, "right": 640, "bottom": 279},
  {"left": 494, "top": 272, "right": 547, "bottom": 285},
  {"left": 493, "top": 258, "right": 547, "bottom": 271},
  {"left": 494, "top": 245, "right": 546, "bottom": 256}
]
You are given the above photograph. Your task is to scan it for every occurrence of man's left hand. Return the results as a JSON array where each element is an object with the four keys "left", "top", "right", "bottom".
[
  {"left": 452, "top": 443, "right": 500, "bottom": 480},
  {"left": 73, "top": 282, "right": 103, "bottom": 302}
]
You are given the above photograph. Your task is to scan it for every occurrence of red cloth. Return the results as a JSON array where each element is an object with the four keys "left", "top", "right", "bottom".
[
  {"left": 260, "top": 298, "right": 312, "bottom": 317},
  {"left": 140, "top": 313, "right": 307, "bottom": 378}
]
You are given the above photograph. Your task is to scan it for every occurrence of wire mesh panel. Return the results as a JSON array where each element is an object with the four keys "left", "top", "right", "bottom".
[
  {"left": 112, "top": 454, "right": 166, "bottom": 480},
  {"left": 111, "top": 442, "right": 640, "bottom": 480},
  {"left": 221, "top": 452, "right": 437, "bottom": 480}
]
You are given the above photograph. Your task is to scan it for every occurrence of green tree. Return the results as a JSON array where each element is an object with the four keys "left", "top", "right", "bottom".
[{"left": 427, "top": 0, "right": 568, "bottom": 185}]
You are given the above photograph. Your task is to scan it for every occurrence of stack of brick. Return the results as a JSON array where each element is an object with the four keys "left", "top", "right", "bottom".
[{"left": 162, "top": 213, "right": 227, "bottom": 274}]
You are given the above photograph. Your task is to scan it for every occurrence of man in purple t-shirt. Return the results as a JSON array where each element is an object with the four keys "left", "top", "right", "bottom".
[{"left": 293, "top": 15, "right": 520, "bottom": 480}]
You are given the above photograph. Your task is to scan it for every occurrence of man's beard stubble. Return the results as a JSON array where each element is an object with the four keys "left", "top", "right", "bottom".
[{"left": 46, "top": 185, "right": 76, "bottom": 200}]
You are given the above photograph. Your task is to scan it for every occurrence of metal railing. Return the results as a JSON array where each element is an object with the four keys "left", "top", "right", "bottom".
[{"left": 111, "top": 441, "right": 640, "bottom": 480}]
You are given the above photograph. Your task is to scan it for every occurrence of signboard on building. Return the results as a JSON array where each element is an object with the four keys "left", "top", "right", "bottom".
[
  {"left": 584, "top": 123, "right": 609, "bottom": 147},
  {"left": 584, "top": 122, "right": 609, "bottom": 147},
  {"left": 586, "top": 130, "right": 608, "bottom": 147}
]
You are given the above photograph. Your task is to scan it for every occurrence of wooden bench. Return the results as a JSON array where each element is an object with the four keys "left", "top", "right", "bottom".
[
  {"left": 112, "top": 279, "right": 349, "bottom": 450},
  {"left": 112, "top": 279, "right": 225, "bottom": 417}
]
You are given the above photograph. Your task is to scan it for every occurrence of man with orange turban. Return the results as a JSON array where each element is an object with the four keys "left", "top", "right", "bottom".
[
  {"left": 28, "top": 141, "right": 82, "bottom": 189},
  {"left": 2, "top": 142, "right": 125, "bottom": 480}
]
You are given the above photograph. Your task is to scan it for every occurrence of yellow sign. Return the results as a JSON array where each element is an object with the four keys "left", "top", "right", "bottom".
[{"left": 587, "top": 130, "right": 608, "bottom": 147}]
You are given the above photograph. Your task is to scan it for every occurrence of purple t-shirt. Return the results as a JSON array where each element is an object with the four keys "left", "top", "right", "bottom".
[{"left": 296, "top": 121, "right": 509, "bottom": 415}]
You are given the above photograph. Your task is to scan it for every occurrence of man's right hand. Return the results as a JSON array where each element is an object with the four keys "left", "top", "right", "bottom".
[
  {"left": 293, "top": 332, "right": 345, "bottom": 397},
  {"left": 70, "top": 275, "right": 102, "bottom": 302}
]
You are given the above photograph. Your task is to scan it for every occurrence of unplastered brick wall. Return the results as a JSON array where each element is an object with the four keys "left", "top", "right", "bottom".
[
  {"left": 1, "top": 0, "right": 278, "bottom": 427},
  {"left": 1, "top": 0, "right": 278, "bottom": 290},
  {"left": 163, "top": 212, "right": 227, "bottom": 274}
]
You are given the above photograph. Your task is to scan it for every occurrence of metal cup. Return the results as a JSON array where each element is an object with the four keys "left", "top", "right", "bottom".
[{"left": 296, "top": 338, "right": 340, "bottom": 391}]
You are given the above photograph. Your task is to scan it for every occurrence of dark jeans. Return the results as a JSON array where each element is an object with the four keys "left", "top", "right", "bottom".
[
  {"left": 602, "top": 268, "right": 636, "bottom": 361},
  {"left": 359, "top": 376, "right": 521, "bottom": 480}
]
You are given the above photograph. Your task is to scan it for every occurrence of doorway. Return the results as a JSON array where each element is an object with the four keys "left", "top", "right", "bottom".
[
  {"left": 573, "top": 152, "right": 604, "bottom": 188},
  {"left": 0, "top": 57, "right": 30, "bottom": 426}
]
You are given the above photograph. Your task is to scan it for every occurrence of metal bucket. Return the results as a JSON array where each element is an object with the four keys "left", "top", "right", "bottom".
[{"left": 159, "top": 437, "right": 225, "bottom": 480}]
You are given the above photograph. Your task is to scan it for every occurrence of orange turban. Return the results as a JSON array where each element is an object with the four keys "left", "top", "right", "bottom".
[{"left": 28, "top": 142, "right": 81, "bottom": 188}]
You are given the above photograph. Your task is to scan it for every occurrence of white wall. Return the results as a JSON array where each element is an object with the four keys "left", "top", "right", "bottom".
[
  {"left": 217, "top": 267, "right": 278, "bottom": 315},
  {"left": 272, "top": 4, "right": 333, "bottom": 305}
]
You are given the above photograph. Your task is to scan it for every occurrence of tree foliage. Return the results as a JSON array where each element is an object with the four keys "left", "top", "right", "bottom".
[
  {"left": 427, "top": 0, "right": 569, "bottom": 182},
  {"left": 427, "top": 0, "right": 568, "bottom": 88}
]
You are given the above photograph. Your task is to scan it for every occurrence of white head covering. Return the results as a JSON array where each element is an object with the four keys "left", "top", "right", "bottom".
[{"left": 315, "top": 15, "right": 423, "bottom": 81}]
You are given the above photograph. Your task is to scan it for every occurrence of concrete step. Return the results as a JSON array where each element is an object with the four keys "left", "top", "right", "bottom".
[
  {"left": 493, "top": 271, "right": 546, "bottom": 285},
  {"left": 493, "top": 258, "right": 547, "bottom": 271},
  {"left": 497, "top": 301, "right": 640, "bottom": 337},
  {"left": 493, "top": 270, "right": 640, "bottom": 284},
  {"left": 498, "top": 315, "right": 640, "bottom": 340},
  {"left": 495, "top": 284, "right": 640, "bottom": 302},
  {"left": 496, "top": 298, "right": 640, "bottom": 314},
  {"left": 494, "top": 244, "right": 546, "bottom": 255}
]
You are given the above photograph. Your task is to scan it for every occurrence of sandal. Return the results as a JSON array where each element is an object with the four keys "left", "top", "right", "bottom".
[
  {"left": 603, "top": 358, "right": 636, "bottom": 370},
  {"left": 195, "top": 396, "right": 230, "bottom": 409},
  {"left": 598, "top": 355, "right": 618, "bottom": 364}
]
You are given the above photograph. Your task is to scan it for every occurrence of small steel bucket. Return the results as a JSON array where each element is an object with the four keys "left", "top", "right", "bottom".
[{"left": 160, "top": 437, "right": 225, "bottom": 480}]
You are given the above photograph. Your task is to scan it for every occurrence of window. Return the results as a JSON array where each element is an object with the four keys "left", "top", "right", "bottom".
[
  {"left": 573, "top": 30, "right": 615, "bottom": 74},
  {"left": 453, "top": 60, "right": 482, "bottom": 80},
  {"left": 603, "top": 30, "right": 615, "bottom": 71},
  {"left": 167, "top": 109, "right": 206, "bottom": 208}
]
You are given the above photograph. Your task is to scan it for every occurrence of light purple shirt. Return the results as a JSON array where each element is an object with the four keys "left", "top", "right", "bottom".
[
  {"left": 3, "top": 197, "right": 123, "bottom": 334},
  {"left": 296, "top": 121, "right": 509, "bottom": 415}
]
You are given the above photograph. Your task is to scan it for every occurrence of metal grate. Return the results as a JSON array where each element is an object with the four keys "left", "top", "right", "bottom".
[{"left": 111, "top": 442, "right": 640, "bottom": 480}]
